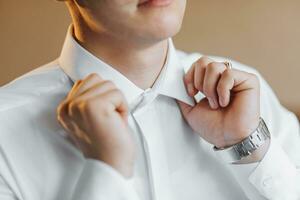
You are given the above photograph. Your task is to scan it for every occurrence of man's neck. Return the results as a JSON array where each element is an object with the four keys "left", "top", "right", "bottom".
[{"left": 73, "top": 26, "right": 168, "bottom": 90}]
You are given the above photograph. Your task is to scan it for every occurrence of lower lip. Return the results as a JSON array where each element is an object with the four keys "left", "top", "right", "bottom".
[{"left": 139, "top": 0, "right": 173, "bottom": 7}]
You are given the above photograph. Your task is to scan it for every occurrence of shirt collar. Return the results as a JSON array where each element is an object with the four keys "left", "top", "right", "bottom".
[{"left": 58, "top": 26, "right": 195, "bottom": 107}]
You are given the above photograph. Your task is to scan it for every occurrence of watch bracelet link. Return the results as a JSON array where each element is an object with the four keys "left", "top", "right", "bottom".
[{"left": 213, "top": 117, "right": 271, "bottom": 163}]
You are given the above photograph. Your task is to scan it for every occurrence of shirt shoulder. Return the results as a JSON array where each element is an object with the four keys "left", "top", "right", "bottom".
[{"left": 0, "top": 60, "right": 71, "bottom": 113}]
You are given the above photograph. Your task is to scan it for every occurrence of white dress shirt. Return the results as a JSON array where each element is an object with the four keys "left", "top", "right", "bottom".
[{"left": 0, "top": 27, "right": 300, "bottom": 200}]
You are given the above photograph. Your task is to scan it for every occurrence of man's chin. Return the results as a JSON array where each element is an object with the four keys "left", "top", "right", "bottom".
[
  {"left": 152, "top": 21, "right": 183, "bottom": 40},
  {"left": 135, "top": 28, "right": 178, "bottom": 46}
]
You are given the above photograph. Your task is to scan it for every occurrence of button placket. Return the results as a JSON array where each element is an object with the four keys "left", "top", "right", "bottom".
[
  {"left": 130, "top": 95, "right": 157, "bottom": 200},
  {"left": 130, "top": 89, "right": 175, "bottom": 200},
  {"left": 132, "top": 103, "right": 175, "bottom": 200}
]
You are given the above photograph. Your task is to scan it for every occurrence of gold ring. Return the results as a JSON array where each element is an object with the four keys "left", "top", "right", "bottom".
[{"left": 223, "top": 61, "right": 233, "bottom": 70}]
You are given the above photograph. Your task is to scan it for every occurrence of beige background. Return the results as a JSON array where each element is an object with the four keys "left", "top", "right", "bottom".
[{"left": 1, "top": 0, "right": 300, "bottom": 114}]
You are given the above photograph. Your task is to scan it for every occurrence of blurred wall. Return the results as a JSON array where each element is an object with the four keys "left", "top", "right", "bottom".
[{"left": 1, "top": 0, "right": 300, "bottom": 114}]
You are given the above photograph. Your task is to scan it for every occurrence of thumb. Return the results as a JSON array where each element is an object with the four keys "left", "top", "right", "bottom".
[{"left": 177, "top": 100, "right": 193, "bottom": 119}]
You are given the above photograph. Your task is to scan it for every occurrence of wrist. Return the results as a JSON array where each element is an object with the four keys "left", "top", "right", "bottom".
[
  {"left": 233, "top": 137, "right": 270, "bottom": 164},
  {"left": 88, "top": 156, "right": 135, "bottom": 178},
  {"left": 214, "top": 117, "right": 270, "bottom": 164},
  {"left": 85, "top": 150, "right": 135, "bottom": 178},
  {"left": 216, "top": 120, "right": 261, "bottom": 149}
]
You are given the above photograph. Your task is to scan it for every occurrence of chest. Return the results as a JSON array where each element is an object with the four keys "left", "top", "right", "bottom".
[{"left": 127, "top": 95, "right": 246, "bottom": 200}]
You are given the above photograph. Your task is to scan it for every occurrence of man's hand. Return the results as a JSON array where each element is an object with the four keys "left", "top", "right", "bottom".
[
  {"left": 178, "top": 57, "right": 261, "bottom": 149},
  {"left": 57, "top": 73, "right": 135, "bottom": 177}
]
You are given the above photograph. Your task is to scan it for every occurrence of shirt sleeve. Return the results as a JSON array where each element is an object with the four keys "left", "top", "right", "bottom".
[
  {"left": 218, "top": 62, "right": 300, "bottom": 200},
  {"left": 70, "top": 159, "right": 139, "bottom": 200}
]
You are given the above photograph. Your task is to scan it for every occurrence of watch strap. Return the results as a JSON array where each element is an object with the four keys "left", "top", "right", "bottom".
[{"left": 214, "top": 118, "right": 270, "bottom": 163}]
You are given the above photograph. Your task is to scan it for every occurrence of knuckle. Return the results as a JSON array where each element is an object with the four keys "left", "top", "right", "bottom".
[
  {"left": 86, "top": 73, "right": 101, "bottom": 81},
  {"left": 84, "top": 74, "right": 94, "bottom": 81},
  {"left": 195, "top": 60, "right": 206, "bottom": 68},
  {"left": 102, "top": 80, "right": 116, "bottom": 88},
  {"left": 207, "top": 62, "right": 216, "bottom": 72},
  {"left": 203, "top": 86, "right": 214, "bottom": 98},
  {"left": 68, "top": 101, "right": 76, "bottom": 112},
  {"left": 197, "top": 56, "right": 210, "bottom": 65},
  {"left": 75, "top": 100, "right": 86, "bottom": 112},
  {"left": 88, "top": 73, "right": 98, "bottom": 79},
  {"left": 68, "top": 100, "right": 81, "bottom": 116},
  {"left": 223, "top": 69, "right": 233, "bottom": 77},
  {"left": 110, "top": 87, "right": 121, "bottom": 93},
  {"left": 207, "top": 62, "right": 223, "bottom": 72},
  {"left": 109, "top": 88, "right": 122, "bottom": 97},
  {"left": 82, "top": 100, "right": 96, "bottom": 115}
]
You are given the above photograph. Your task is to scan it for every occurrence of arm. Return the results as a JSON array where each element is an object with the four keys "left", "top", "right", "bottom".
[
  {"left": 178, "top": 56, "right": 300, "bottom": 199},
  {"left": 57, "top": 73, "right": 139, "bottom": 200},
  {"left": 69, "top": 159, "right": 139, "bottom": 200},
  {"left": 229, "top": 68, "right": 300, "bottom": 200},
  {"left": 0, "top": 160, "right": 139, "bottom": 200}
]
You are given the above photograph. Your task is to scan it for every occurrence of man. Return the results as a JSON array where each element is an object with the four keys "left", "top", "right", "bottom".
[{"left": 0, "top": 0, "right": 299, "bottom": 199}]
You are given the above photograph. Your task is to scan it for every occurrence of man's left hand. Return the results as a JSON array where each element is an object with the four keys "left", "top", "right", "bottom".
[{"left": 178, "top": 56, "right": 261, "bottom": 149}]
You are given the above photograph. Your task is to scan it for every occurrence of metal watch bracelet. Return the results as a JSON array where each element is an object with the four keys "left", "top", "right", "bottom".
[{"left": 213, "top": 117, "right": 271, "bottom": 163}]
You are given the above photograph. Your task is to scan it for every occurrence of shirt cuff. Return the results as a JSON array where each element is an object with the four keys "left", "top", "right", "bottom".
[
  {"left": 248, "top": 139, "right": 298, "bottom": 199},
  {"left": 228, "top": 139, "right": 299, "bottom": 200},
  {"left": 71, "top": 159, "right": 139, "bottom": 200}
]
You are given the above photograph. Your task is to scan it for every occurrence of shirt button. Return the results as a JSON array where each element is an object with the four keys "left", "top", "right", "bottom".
[{"left": 262, "top": 176, "right": 273, "bottom": 188}]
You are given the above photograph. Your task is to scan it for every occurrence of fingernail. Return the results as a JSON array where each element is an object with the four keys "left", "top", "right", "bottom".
[
  {"left": 208, "top": 98, "right": 218, "bottom": 109},
  {"left": 220, "top": 98, "right": 226, "bottom": 107},
  {"left": 187, "top": 84, "right": 194, "bottom": 96}
]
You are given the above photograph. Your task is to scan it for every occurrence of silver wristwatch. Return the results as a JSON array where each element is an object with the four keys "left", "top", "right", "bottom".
[{"left": 213, "top": 118, "right": 271, "bottom": 163}]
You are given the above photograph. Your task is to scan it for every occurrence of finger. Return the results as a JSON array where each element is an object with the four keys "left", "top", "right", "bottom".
[
  {"left": 184, "top": 56, "right": 213, "bottom": 97},
  {"left": 194, "top": 56, "right": 213, "bottom": 92},
  {"left": 217, "top": 69, "right": 259, "bottom": 107},
  {"left": 98, "top": 89, "right": 129, "bottom": 114},
  {"left": 58, "top": 81, "right": 96, "bottom": 146},
  {"left": 216, "top": 69, "right": 234, "bottom": 107},
  {"left": 58, "top": 100, "right": 93, "bottom": 145},
  {"left": 69, "top": 73, "right": 103, "bottom": 99},
  {"left": 67, "top": 81, "right": 117, "bottom": 117},
  {"left": 184, "top": 63, "right": 197, "bottom": 96},
  {"left": 67, "top": 80, "right": 82, "bottom": 99},
  {"left": 203, "top": 62, "right": 226, "bottom": 109},
  {"left": 70, "top": 123, "right": 92, "bottom": 144},
  {"left": 177, "top": 100, "right": 193, "bottom": 119},
  {"left": 85, "top": 89, "right": 129, "bottom": 122},
  {"left": 57, "top": 101, "right": 78, "bottom": 135}
]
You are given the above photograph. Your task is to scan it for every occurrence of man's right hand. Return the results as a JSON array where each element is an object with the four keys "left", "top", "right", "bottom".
[{"left": 57, "top": 73, "right": 135, "bottom": 178}]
